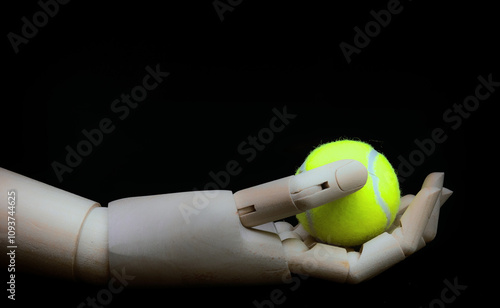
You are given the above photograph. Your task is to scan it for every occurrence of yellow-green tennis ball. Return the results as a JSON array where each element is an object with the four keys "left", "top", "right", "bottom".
[{"left": 296, "top": 140, "right": 400, "bottom": 247}]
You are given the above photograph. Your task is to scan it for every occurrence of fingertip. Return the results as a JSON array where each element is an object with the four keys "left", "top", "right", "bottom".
[{"left": 335, "top": 160, "right": 368, "bottom": 192}]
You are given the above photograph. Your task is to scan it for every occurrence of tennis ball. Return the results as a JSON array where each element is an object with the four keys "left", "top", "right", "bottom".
[{"left": 296, "top": 140, "right": 400, "bottom": 247}]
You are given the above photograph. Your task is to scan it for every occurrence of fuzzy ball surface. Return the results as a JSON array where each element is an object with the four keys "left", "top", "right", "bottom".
[{"left": 296, "top": 140, "right": 400, "bottom": 247}]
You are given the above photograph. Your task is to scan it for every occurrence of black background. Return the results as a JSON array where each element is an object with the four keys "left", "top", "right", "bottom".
[{"left": 2, "top": 0, "right": 497, "bottom": 307}]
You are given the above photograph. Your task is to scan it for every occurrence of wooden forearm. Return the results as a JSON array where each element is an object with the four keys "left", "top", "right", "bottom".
[
  {"left": 0, "top": 167, "right": 109, "bottom": 284},
  {"left": 0, "top": 167, "right": 292, "bottom": 286},
  {"left": 0, "top": 166, "right": 451, "bottom": 286},
  {"left": 1, "top": 161, "right": 368, "bottom": 285},
  {"left": 75, "top": 207, "right": 109, "bottom": 284}
]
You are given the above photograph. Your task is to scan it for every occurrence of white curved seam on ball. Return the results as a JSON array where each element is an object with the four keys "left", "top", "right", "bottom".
[
  {"left": 305, "top": 209, "right": 316, "bottom": 238},
  {"left": 297, "top": 161, "right": 306, "bottom": 174},
  {"left": 298, "top": 163, "right": 317, "bottom": 237},
  {"left": 368, "top": 149, "right": 392, "bottom": 229}
]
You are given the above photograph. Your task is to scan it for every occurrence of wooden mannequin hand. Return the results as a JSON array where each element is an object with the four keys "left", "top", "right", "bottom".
[
  {"left": 0, "top": 165, "right": 450, "bottom": 285},
  {"left": 275, "top": 172, "right": 452, "bottom": 283}
]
